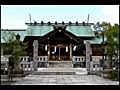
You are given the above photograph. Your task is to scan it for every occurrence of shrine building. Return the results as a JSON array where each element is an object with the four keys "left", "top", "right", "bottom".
[{"left": 1, "top": 21, "right": 105, "bottom": 71}]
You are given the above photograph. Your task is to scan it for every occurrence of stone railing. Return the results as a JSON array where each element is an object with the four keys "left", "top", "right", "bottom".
[
  {"left": 72, "top": 56, "right": 86, "bottom": 68},
  {"left": 1, "top": 55, "right": 9, "bottom": 62},
  {"left": 72, "top": 56, "right": 86, "bottom": 62},
  {"left": 91, "top": 56, "right": 103, "bottom": 71},
  {"left": 20, "top": 56, "right": 48, "bottom": 71},
  {"left": 37, "top": 56, "right": 48, "bottom": 62},
  {"left": 20, "top": 56, "right": 33, "bottom": 71},
  {"left": 1, "top": 56, "right": 48, "bottom": 72},
  {"left": 36, "top": 56, "right": 48, "bottom": 68},
  {"left": 72, "top": 56, "right": 103, "bottom": 70},
  {"left": 1, "top": 55, "right": 10, "bottom": 70}
]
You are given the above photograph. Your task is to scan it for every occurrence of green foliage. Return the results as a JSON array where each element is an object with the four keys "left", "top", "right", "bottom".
[
  {"left": 98, "top": 22, "right": 119, "bottom": 80},
  {"left": 97, "top": 22, "right": 119, "bottom": 54},
  {"left": 105, "top": 23, "right": 119, "bottom": 57},
  {"left": 107, "top": 70, "right": 119, "bottom": 81},
  {"left": 2, "top": 31, "right": 28, "bottom": 71}
]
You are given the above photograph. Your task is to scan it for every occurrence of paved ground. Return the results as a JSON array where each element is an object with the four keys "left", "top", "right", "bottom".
[{"left": 6, "top": 75, "right": 119, "bottom": 85}]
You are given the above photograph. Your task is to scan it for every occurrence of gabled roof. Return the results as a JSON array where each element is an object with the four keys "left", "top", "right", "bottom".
[
  {"left": 26, "top": 24, "right": 95, "bottom": 37},
  {"left": 1, "top": 23, "right": 96, "bottom": 43},
  {"left": 26, "top": 25, "right": 53, "bottom": 36},
  {"left": 41, "top": 28, "right": 83, "bottom": 43},
  {"left": 66, "top": 26, "right": 95, "bottom": 37}
]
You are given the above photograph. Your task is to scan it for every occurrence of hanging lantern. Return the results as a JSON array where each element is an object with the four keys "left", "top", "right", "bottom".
[
  {"left": 54, "top": 46, "right": 56, "bottom": 52},
  {"left": 73, "top": 46, "right": 76, "bottom": 51},
  {"left": 45, "top": 45, "right": 47, "bottom": 51},
  {"left": 66, "top": 46, "right": 68, "bottom": 52}
]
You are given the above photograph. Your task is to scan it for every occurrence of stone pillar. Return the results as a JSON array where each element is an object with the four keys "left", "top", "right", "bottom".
[
  {"left": 70, "top": 43, "right": 72, "bottom": 61},
  {"left": 33, "top": 40, "right": 38, "bottom": 71},
  {"left": 26, "top": 64, "right": 28, "bottom": 71},
  {"left": 23, "top": 64, "right": 25, "bottom": 71},
  {"left": 1, "top": 47, "right": 3, "bottom": 56},
  {"left": 85, "top": 41, "right": 92, "bottom": 72},
  {"left": 95, "top": 64, "right": 97, "bottom": 72},
  {"left": 90, "top": 61, "right": 93, "bottom": 72}
]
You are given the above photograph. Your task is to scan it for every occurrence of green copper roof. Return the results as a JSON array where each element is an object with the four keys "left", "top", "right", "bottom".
[
  {"left": 85, "top": 36, "right": 107, "bottom": 44},
  {"left": 26, "top": 25, "right": 95, "bottom": 37},
  {"left": 1, "top": 25, "right": 96, "bottom": 43},
  {"left": 66, "top": 26, "right": 95, "bottom": 37},
  {"left": 26, "top": 26, "right": 53, "bottom": 36},
  {"left": 1, "top": 30, "right": 26, "bottom": 43}
]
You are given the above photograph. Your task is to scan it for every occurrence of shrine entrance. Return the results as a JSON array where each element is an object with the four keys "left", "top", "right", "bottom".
[
  {"left": 50, "top": 44, "right": 70, "bottom": 61},
  {"left": 39, "top": 25, "right": 84, "bottom": 62}
]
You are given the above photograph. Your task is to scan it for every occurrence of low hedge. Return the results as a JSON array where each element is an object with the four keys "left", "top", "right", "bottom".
[{"left": 109, "top": 71, "right": 119, "bottom": 81}]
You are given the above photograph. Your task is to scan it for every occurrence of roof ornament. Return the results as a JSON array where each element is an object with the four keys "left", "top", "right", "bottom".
[
  {"left": 16, "top": 33, "right": 20, "bottom": 40},
  {"left": 55, "top": 21, "right": 57, "bottom": 25},
  {"left": 41, "top": 21, "right": 44, "bottom": 25},
  {"left": 75, "top": 21, "right": 79, "bottom": 25},
  {"left": 47, "top": 21, "right": 51, "bottom": 25},
  {"left": 62, "top": 21, "right": 65, "bottom": 25},
  {"left": 34, "top": 21, "right": 37, "bottom": 25},
  {"left": 82, "top": 21, "right": 85, "bottom": 26},
  {"left": 69, "top": 21, "right": 72, "bottom": 25}
]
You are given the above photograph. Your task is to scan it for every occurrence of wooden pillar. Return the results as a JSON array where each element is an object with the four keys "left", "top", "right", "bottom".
[
  {"left": 59, "top": 47, "right": 60, "bottom": 60},
  {"left": 48, "top": 43, "right": 50, "bottom": 61},
  {"left": 70, "top": 43, "right": 72, "bottom": 61}
]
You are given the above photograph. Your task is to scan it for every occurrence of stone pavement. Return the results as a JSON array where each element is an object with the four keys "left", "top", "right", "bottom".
[{"left": 11, "top": 75, "right": 119, "bottom": 85}]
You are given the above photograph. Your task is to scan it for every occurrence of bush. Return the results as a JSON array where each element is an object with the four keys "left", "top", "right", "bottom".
[
  {"left": 12, "top": 69, "right": 24, "bottom": 74},
  {"left": 108, "top": 70, "right": 119, "bottom": 81}
]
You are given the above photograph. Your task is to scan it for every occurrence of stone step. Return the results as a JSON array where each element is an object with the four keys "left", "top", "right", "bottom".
[
  {"left": 32, "top": 68, "right": 88, "bottom": 75},
  {"left": 32, "top": 72, "right": 75, "bottom": 75},
  {"left": 48, "top": 61, "right": 72, "bottom": 68}
]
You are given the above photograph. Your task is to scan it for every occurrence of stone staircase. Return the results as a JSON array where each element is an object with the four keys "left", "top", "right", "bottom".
[
  {"left": 32, "top": 68, "right": 88, "bottom": 75},
  {"left": 31, "top": 61, "right": 88, "bottom": 75}
]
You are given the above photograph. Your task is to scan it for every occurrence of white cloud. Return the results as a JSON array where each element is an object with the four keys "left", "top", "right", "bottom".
[{"left": 101, "top": 5, "right": 119, "bottom": 25}]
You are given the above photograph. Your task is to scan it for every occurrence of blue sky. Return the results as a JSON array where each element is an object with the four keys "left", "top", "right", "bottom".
[{"left": 1, "top": 5, "right": 119, "bottom": 29}]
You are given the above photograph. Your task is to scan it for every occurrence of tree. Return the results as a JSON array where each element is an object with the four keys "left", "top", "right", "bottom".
[
  {"left": 98, "top": 22, "right": 119, "bottom": 80},
  {"left": 2, "top": 31, "right": 28, "bottom": 72}
]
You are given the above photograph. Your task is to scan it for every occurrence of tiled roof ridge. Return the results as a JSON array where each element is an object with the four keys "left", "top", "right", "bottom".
[{"left": 25, "top": 22, "right": 94, "bottom": 26}]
